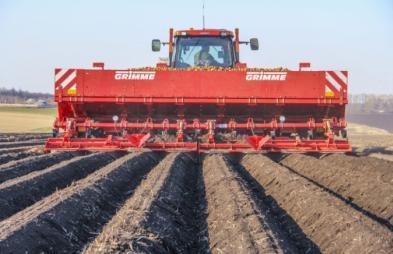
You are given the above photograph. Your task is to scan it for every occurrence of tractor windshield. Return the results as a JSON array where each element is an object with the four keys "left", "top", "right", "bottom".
[{"left": 173, "top": 37, "right": 234, "bottom": 68}]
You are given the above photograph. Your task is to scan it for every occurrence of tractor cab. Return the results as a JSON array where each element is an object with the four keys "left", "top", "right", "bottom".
[
  {"left": 174, "top": 34, "right": 234, "bottom": 68},
  {"left": 152, "top": 28, "right": 259, "bottom": 68}
]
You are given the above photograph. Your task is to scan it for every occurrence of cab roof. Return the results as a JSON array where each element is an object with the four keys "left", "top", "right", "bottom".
[{"left": 175, "top": 29, "right": 234, "bottom": 37}]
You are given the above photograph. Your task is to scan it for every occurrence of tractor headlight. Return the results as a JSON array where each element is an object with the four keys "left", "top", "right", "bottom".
[
  {"left": 279, "top": 115, "right": 286, "bottom": 123},
  {"left": 112, "top": 115, "right": 119, "bottom": 122}
]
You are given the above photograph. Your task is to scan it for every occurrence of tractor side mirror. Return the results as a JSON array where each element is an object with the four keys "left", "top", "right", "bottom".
[
  {"left": 250, "top": 38, "right": 259, "bottom": 50},
  {"left": 152, "top": 39, "right": 161, "bottom": 52}
]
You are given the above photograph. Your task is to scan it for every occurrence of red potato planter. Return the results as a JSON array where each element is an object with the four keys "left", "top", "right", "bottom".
[{"left": 46, "top": 28, "right": 350, "bottom": 153}]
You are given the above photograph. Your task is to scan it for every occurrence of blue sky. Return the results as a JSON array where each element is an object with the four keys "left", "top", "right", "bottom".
[{"left": 0, "top": 0, "right": 392, "bottom": 94}]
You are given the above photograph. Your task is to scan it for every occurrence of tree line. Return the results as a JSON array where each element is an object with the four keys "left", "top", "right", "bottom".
[
  {"left": 0, "top": 87, "right": 53, "bottom": 104},
  {"left": 348, "top": 94, "right": 393, "bottom": 114}
]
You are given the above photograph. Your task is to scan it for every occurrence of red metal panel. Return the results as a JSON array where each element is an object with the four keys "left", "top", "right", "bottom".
[
  {"left": 55, "top": 69, "right": 346, "bottom": 101},
  {"left": 45, "top": 136, "right": 351, "bottom": 153},
  {"left": 50, "top": 66, "right": 350, "bottom": 153}
]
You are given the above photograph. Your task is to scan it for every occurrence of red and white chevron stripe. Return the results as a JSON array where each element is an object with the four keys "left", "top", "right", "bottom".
[
  {"left": 325, "top": 71, "right": 348, "bottom": 96},
  {"left": 55, "top": 69, "right": 77, "bottom": 91}
]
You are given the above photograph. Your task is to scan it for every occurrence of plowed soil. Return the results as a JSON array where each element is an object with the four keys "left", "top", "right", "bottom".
[
  {"left": 85, "top": 153, "right": 199, "bottom": 254},
  {"left": 202, "top": 154, "right": 297, "bottom": 253},
  {"left": 279, "top": 154, "right": 393, "bottom": 229},
  {"left": 0, "top": 139, "right": 45, "bottom": 149},
  {"left": 0, "top": 134, "right": 392, "bottom": 253},
  {"left": 240, "top": 154, "right": 393, "bottom": 253}
]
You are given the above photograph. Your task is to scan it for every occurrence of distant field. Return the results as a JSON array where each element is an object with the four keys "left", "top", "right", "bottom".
[
  {"left": 0, "top": 106, "right": 56, "bottom": 133},
  {"left": 347, "top": 113, "right": 393, "bottom": 133}
]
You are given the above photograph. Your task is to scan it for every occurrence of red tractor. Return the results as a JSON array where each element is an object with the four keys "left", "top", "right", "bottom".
[{"left": 46, "top": 28, "right": 351, "bottom": 153}]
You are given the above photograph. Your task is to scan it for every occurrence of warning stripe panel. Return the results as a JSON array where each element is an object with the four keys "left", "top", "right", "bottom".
[
  {"left": 61, "top": 72, "right": 77, "bottom": 89},
  {"left": 325, "top": 72, "right": 340, "bottom": 91},
  {"left": 329, "top": 71, "right": 348, "bottom": 90},
  {"left": 55, "top": 69, "right": 69, "bottom": 82},
  {"left": 325, "top": 70, "right": 348, "bottom": 97},
  {"left": 334, "top": 71, "right": 348, "bottom": 84},
  {"left": 55, "top": 69, "right": 72, "bottom": 85},
  {"left": 55, "top": 69, "right": 77, "bottom": 92}
]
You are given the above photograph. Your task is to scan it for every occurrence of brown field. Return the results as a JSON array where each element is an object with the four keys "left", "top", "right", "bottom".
[
  {"left": 0, "top": 106, "right": 56, "bottom": 133},
  {"left": 347, "top": 123, "right": 393, "bottom": 161},
  {"left": 0, "top": 129, "right": 392, "bottom": 253}
]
